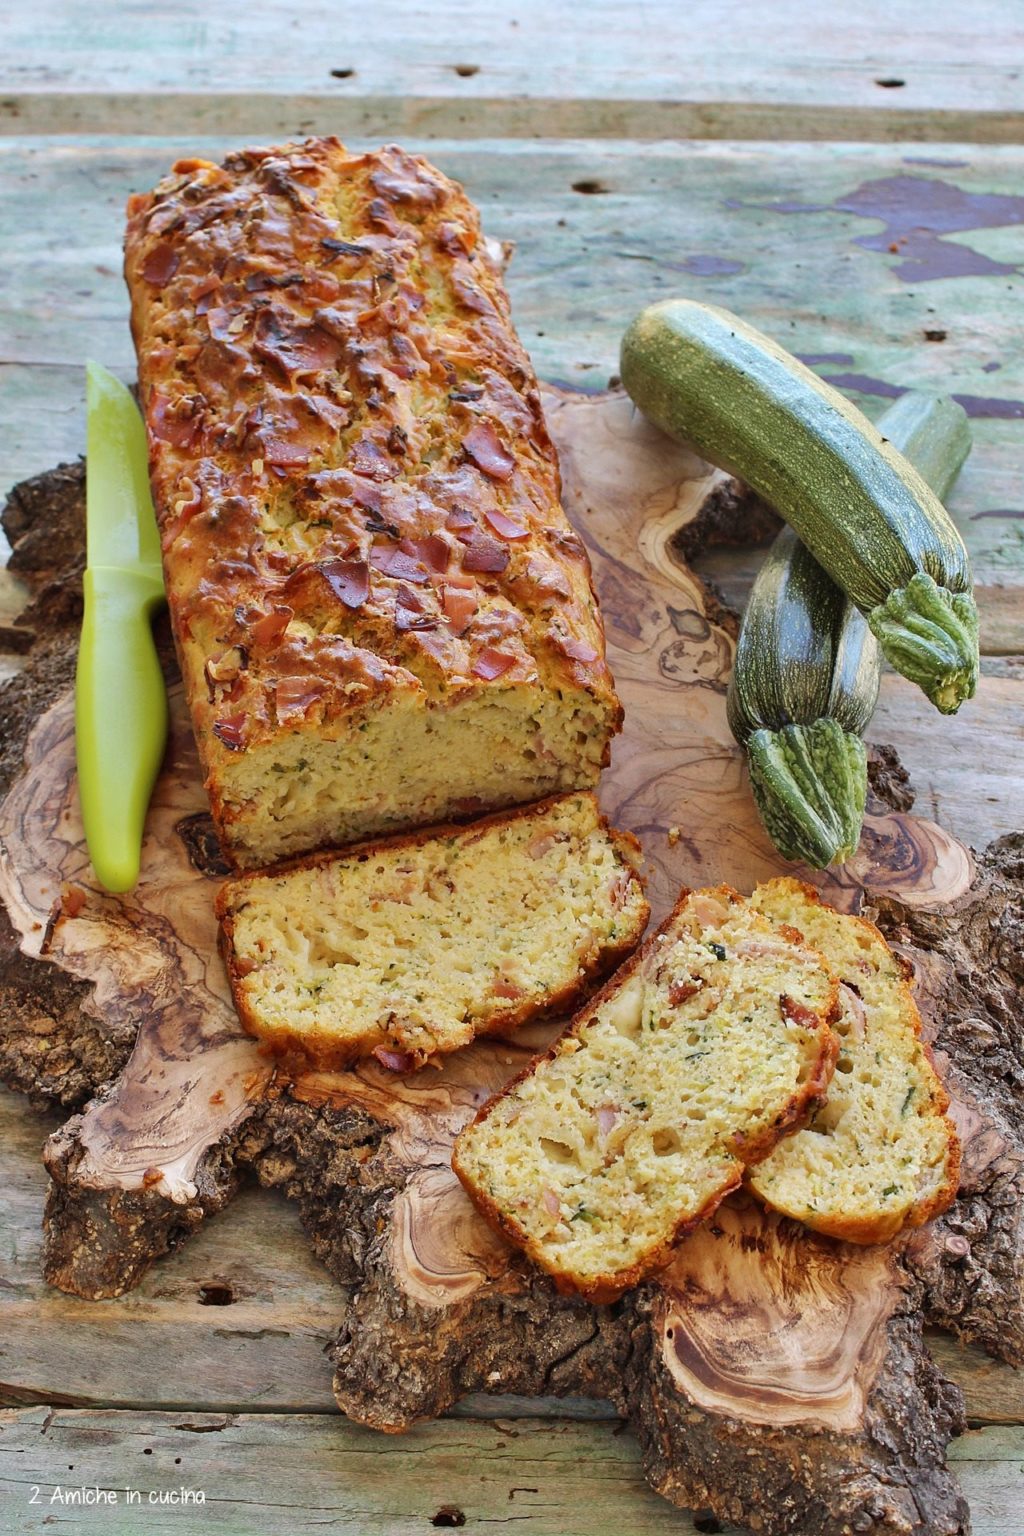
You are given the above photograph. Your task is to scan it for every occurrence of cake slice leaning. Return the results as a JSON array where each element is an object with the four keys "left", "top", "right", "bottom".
[
  {"left": 747, "top": 878, "right": 961, "bottom": 1243},
  {"left": 217, "top": 791, "right": 649, "bottom": 1071},
  {"left": 452, "top": 884, "right": 840, "bottom": 1301}
]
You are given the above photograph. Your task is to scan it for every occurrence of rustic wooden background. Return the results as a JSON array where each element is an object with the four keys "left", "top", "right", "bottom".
[{"left": 1, "top": 3, "right": 1022, "bottom": 1531}]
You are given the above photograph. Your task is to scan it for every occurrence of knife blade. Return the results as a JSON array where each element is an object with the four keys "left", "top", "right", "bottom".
[{"left": 76, "top": 361, "right": 168, "bottom": 893}]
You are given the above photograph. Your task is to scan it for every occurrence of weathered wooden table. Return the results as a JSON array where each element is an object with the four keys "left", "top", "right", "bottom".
[{"left": 1, "top": 5, "right": 1022, "bottom": 1532}]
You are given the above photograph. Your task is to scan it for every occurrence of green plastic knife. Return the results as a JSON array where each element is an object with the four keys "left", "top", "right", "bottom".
[{"left": 76, "top": 361, "right": 168, "bottom": 892}]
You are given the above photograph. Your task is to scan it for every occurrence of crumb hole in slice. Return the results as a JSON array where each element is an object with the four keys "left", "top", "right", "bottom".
[{"left": 539, "top": 1137, "right": 578, "bottom": 1167}]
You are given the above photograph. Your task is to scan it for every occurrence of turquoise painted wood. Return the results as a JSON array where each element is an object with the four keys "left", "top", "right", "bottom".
[{"left": 1, "top": 0, "right": 1023, "bottom": 140}]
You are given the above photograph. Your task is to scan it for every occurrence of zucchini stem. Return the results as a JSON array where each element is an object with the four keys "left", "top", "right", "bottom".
[
  {"left": 867, "top": 572, "right": 979, "bottom": 714},
  {"left": 747, "top": 721, "right": 868, "bottom": 868}
]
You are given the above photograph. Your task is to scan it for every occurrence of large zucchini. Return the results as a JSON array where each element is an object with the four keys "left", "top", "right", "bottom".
[
  {"left": 620, "top": 301, "right": 979, "bottom": 713},
  {"left": 729, "top": 393, "right": 971, "bottom": 867}
]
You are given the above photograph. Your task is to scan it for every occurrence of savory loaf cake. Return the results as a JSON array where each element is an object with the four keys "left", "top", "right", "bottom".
[
  {"left": 216, "top": 792, "right": 649, "bottom": 1070},
  {"left": 125, "top": 138, "right": 621, "bottom": 868},
  {"left": 452, "top": 885, "right": 840, "bottom": 1300},
  {"left": 747, "top": 878, "right": 961, "bottom": 1242}
]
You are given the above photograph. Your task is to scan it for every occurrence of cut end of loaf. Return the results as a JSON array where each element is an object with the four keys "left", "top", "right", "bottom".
[
  {"left": 748, "top": 878, "right": 961, "bottom": 1243},
  {"left": 453, "top": 884, "right": 839, "bottom": 1301},
  {"left": 217, "top": 791, "right": 649, "bottom": 1069},
  {"left": 212, "top": 680, "right": 617, "bottom": 868}
]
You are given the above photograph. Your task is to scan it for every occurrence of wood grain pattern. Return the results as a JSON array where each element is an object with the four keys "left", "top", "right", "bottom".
[
  {"left": 654, "top": 1205, "right": 899, "bottom": 1432},
  {"left": 1, "top": 1409, "right": 1022, "bottom": 1536},
  {"left": 8, "top": 95, "right": 1024, "bottom": 145}
]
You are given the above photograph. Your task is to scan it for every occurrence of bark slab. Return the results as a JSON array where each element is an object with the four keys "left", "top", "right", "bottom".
[{"left": 2, "top": 392, "right": 1021, "bottom": 1535}]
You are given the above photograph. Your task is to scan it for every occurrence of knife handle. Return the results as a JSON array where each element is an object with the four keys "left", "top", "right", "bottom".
[{"left": 75, "top": 567, "right": 169, "bottom": 893}]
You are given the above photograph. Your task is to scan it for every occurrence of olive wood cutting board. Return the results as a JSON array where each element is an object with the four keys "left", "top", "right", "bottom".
[{"left": 1, "top": 387, "right": 1022, "bottom": 1536}]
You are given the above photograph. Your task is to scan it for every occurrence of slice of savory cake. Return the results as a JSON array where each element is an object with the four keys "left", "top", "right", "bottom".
[
  {"left": 747, "top": 878, "right": 961, "bottom": 1242},
  {"left": 452, "top": 885, "right": 839, "bottom": 1300},
  {"left": 217, "top": 792, "right": 649, "bottom": 1070}
]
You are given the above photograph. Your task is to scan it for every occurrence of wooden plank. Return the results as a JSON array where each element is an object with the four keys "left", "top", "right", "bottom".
[
  {"left": 0, "top": 1090, "right": 342, "bottom": 1416},
  {"left": 0, "top": 364, "right": 85, "bottom": 520},
  {"left": 929, "top": 1334, "right": 1024, "bottom": 1428},
  {"left": 863, "top": 673, "right": 1024, "bottom": 850},
  {"left": 2, "top": 0, "right": 1024, "bottom": 141},
  {"left": 2, "top": 1079, "right": 1022, "bottom": 1426},
  {"left": 1, "top": 137, "right": 1022, "bottom": 651},
  {"left": 948, "top": 1428, "right": 1024, "bottom": 1536},
  {"left": 1, "top": 1408, "right": 1021, "bottom": 1536},
  {"left": 0, "top": 1087, "right": 614, "bottom": 1422},
  {"left": 3, "top": 1408, "right": 714, "bottom": 1535},
  {"left": 5, "top": 94, "right": 1024, "bottom": 146}
]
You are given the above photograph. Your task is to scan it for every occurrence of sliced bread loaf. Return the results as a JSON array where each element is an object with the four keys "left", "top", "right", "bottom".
[
  {"left": 127, "top": 140, "right": 621, "bottom": 870},
  {"left": 452, "top": 884, "right": 839, "bottom": 1300},
  {"left": 747, "top": 878, "right": 961, "bottom": 1243},
  {"left": 216, "top": 792, "right": 649, "bottom": 1070}
]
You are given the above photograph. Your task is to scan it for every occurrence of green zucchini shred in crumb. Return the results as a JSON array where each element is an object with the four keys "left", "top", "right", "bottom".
[{"left": 901, "top": 1086, "right": 916, "bottom": 1116}]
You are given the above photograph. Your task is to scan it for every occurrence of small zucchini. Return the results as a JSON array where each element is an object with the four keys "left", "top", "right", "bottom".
[
  {"left": 728, "top": 394, "right": 971, "bottom": 867},
  {"left": 621, "top": 301, "right": 979, "bottom": 713}
]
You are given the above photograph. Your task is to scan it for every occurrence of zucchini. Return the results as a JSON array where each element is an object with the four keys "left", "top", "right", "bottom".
[
  {"left": 620, "top": 300, "right": 979, "bottom": 713},
  {"left": 728, "top": 394, "right": 971, "bottom": 867}
]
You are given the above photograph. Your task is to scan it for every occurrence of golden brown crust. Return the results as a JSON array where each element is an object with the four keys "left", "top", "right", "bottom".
[
  {"left": 747, "top": 877, "right": 961, "bottom": 1245},
  {"left": 216, "top": 792, "right": 650, "bottom": 1073},
  {"left": 451, "top": 883, "right": 841, "bottom": 1301},
  {"left": 125, "top": 138, "right": 620, "bottom": 857}
]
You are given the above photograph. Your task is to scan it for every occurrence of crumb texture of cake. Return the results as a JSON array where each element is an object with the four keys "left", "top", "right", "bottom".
[
  {"left": 216, "top": 793, "right": 649, "bottom": 1069},
  {"left": 748, "top": 878, "right": 961, "bottom": 1243},
  {"left": 452, "top": 884, "right": 840, "bottom": 1301},
  {"left": 125, "top": 137, "right": 621, "bottom": 868}
]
